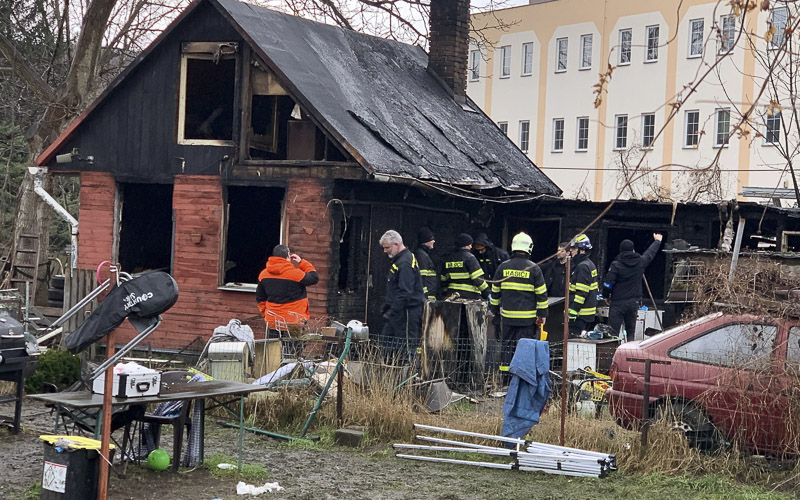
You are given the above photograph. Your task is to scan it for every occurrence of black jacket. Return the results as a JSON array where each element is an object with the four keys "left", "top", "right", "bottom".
[
  {"left": 474, "top": 245, "right": 510, "bottom": 280},
  {"left": 568, "top": 253, "right": 598, "bottom": 321},
  {"left": 542, "top": 258, "right": 567, "bottom": 297},
  {"left": 384, "top": 248, "right": 425, "bottom": 315},
  {"left": 413, "top": 246, "right": 438, "bottom": 299},
  {"left": 604, "top": 240, "right": 661, "bottom": 305},
  {"left": 441, "top": 249, "right": 489, "bottom": 300},
  {"left": 490, "top": 255, "right": 548, "bottom": 326}
]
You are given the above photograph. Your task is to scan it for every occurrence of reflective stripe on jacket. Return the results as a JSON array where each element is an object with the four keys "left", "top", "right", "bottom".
[
  {"left": 440, "top": 249, "right": 488, "bottom": 300},
  {"left": 414, "top": 246, "right": 439, "bottom": 299},
  {"left": 568, "top": 253, "right": 598, "bottom": 320}
]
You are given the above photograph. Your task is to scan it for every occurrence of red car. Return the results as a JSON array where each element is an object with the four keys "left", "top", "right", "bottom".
[{"left": 608, "top": 312, "right": 800, "bottom": 454}]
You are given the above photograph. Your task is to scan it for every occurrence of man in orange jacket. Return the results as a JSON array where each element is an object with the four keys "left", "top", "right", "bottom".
[{"left": 255, "top": 244, "right": 319, "bottom": 329}]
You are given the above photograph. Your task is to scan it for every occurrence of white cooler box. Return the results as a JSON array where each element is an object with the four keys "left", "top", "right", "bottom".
[{"left": 92, "top": 368, "right": 161, "bottom": 398}]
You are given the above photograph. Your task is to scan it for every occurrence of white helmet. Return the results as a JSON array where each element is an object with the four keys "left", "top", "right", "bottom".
[{"left": 511, "top": 232, "right": 534, "bottom": 254}]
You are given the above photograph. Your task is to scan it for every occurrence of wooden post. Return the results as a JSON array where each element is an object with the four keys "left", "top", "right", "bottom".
[
  {"left": 560, "top": 255, "right": 571, "bottom": 447},
  {"left": 640, "top": 359, "right": 651, "bottom": 454}
]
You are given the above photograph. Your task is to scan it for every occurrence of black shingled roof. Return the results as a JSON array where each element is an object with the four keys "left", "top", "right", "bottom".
[{"left": 215, "top": 0, "right": 560, "bottom": 196}]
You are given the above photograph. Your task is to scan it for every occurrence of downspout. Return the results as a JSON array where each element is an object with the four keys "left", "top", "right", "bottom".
[{"left": 32, "top": 171, "right": 79, "bottom": 269}]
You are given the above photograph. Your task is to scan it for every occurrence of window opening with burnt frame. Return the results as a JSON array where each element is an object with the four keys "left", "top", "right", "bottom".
[
  {"left": 338, "top": 216, "right": 365, "bottom": 291},
  {"left": 222, "top": 186, "right": 285, "bottom": 286},
  {"left": 118, "top": 183, "right": 174, "bottom": 274},
  {"left": 178, "top": 42, "right": 238, "bottom": 145}
]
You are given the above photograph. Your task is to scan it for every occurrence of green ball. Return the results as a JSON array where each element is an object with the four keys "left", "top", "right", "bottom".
[{"left": 147, "top": 449, "right": 170, "bottom": 471}]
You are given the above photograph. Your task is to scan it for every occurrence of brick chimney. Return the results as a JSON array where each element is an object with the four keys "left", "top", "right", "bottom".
[{"left": 427, "top": 0, "right": 470, "bottom": 103}]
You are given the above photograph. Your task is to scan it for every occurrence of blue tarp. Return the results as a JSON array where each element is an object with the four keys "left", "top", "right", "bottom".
[{"left": 502, "top": 339, "right": 551, "bottom": 439}]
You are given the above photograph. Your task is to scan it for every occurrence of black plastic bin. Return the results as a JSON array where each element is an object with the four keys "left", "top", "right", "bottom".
[{"left": 40, "top": 435, "right": 113, "bottom": 500}]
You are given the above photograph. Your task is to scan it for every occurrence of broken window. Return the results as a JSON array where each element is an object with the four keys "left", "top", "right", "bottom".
[
  {"left": 118, "top": 183, "right": 173, "bottom": 274},
  {"left": 223, "top": 186, "right": 284, "bottom": 285},
  {"left": 178, "top": 42, "right": 238, "bottom": 144}
]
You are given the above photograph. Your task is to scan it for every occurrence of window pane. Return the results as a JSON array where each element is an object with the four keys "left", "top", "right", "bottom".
[
  {"left": 647, "top": 26, "right": 659, "bottom": 61},
  {"left": 577, "top": 117, "right": 589, "bottom": 150},
  {"left": 787, "top": 327, "right": 800, "bottom": 370},
  {"left": 520, "top": 121, "right": 530, "bottom": 152},
  {"left": 671, "top": 323, "right": 777, "bottom": 368},
  {"left": 685, "top": 111, "right": 699, "bottom": 146},
  {"left": 642, "top": 114, "right": 655, "bottom": 147},
  {"left": 766, "top": 113, "right": 781, "bottom": 143},
  {"left": 720, "top": 15, "right": 735, "bottom": 53},
  {"left": 501, "top": 46, "right": 511, "bottom": 76},
  {"left": 616, "top": 115, "right": 628, "bottom": 149},
  {"left": 557, "top": 38, "right": 568, "bottom": 71},
  {"left": 772, "top": 7, "right": 788, "bottom": 48},
  {"left": 553, "top": 119, "right": 564, "bottom": 151},
  {"left": 690, "top": 19, "right": 704, "bottom": 56},
  {"left": 470, "top": 50, "right": 480, "bottom": 80},
  {"left": 620, "top": 29, "right": 631, "bottom": 64},
  {"left": 581, "top": 35, "right": 592, "bottom": 69},
  {"left": 499, "top": 122, "right": 508, "bottom": 135},
  {"left": 716, "top": 109, "right": 730, "bottom": 146},
  {"left": 522, "top": 43, "right": 534, "bottom": 75}
]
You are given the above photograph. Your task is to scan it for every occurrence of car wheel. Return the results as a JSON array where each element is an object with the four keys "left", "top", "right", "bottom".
[{"left": 657, "top": 400, "right": 720, "bottom": 452}]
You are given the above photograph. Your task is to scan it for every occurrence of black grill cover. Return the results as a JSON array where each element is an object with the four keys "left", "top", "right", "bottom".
[{"left": 65, "top": 271, "right": 179, "bottom": 354}]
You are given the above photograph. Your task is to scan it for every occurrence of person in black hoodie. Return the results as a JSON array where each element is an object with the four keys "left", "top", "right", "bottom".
[
  {"left": 472, "top": 232, "right": 510, "bottom": 280},
  {"left": 542, "top": 241, "right": 569, "bottom": 297},
  {"left": 604, "top": 233, "right": 663, "bottom": 341},
  {"left": 414, "top": 226, "right": 439, "bottom": 300}
]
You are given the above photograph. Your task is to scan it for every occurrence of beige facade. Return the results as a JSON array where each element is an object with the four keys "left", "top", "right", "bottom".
[{"left": 469, "top": 0, "right": 796, "bottom": 202}]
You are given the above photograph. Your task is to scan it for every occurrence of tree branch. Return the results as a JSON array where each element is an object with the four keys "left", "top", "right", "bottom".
[{"left": 0, "top": 31, "right": 57, "bottom": 104}]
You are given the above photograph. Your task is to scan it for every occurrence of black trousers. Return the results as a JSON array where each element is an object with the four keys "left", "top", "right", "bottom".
[
  {"left": 568, "top": 318, "right": 591, "bottom": 337},
  {"left": 609, "top": 302, "right": 639, "bottom": 341},
  {"left": 380, "top": 304, "right": 423, "bottom": 361},
  {"left": 500, "top": 322, "right": 537, "bottom": 368}
]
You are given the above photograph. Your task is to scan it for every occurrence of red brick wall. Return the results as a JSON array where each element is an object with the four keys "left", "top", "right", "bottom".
[
  {"left": 77, "top": 172, "right": 115, "bottom": 268},
  {"left": 75, "top": 175, "right": 333, "bottom": 351}
]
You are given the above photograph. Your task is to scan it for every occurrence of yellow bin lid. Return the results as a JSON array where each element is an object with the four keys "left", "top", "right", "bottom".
[{"left": 39, "top": 435, "right": 115, "bottom": 450}]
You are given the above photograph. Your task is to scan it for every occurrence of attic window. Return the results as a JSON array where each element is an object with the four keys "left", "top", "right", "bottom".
[{"left": 178, "top": 42, "right": 238, "bottom": 145}]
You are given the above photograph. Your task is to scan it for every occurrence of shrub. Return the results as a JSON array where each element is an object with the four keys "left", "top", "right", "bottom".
[{"left": 24, "top": 349, "right": 81, "bottom": 393}]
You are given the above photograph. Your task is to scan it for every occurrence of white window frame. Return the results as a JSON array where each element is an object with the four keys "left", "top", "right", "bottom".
[
  {"left": 645, "top": 25, "right": 660, "bottom": 62},
  {"left": 580, "top": 34, "right": 592, "bottom": 70},
  {"left": 719, "top": 15, "right": 736, "bottom": 54},
  {"left": 619, "top": 29, "right": 632, "bottom": 65},
  {"left": 715, "top": 108, "right": 731, "bottom": 147},
  {"left": 500, "top": 45, "right": 511, "bottom": 78},
  {"left": 556, "top": 38, "right": 568, "bottom": 73},
  {"left": 469, "top": 49, "right": 480, "bottom": 81},
  {"left": 614, "top": 114, "right": 628, "bottom": 150},
  {"left": 521, "top": 42, "right": 534, "bottom": 76},
  {"left": 498, "top": 122, "right": 508, "bottom": 136},
  {"left": 576, "top": 117, "right": 589, "bottom": 151},
  {"left": 519, "top": 121, "right": 530, "bottom": 153},
  {"left": 770, "top": 7, "right": 788, "bottom": 49},
  {"left": 765, "top": 113, "right": 781, "bottom": 145},
  {"left": 688, "top": 18, "right": 704, "bottom": 58},
  {"left": 641, "top": 113, "right": 656, "bottom": 148},
  {"left": 552, "top": 118, "right": 565, "bottom": 152},
  {"left": 684, "top": 109, "right": 700, "bottom": 148}
]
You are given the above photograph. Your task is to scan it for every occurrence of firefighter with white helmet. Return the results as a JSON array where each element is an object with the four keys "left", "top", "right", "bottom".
[
  {"left": 489, "top": 232, "right": 548, "bottom": 377},
  {"left": 568, "top": 233, "right": 599, "bottom": 336}
]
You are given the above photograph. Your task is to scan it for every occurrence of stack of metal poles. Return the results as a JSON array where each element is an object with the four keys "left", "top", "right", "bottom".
[{"left": 393, "top": 424, "right": 616, "bottom": 479}]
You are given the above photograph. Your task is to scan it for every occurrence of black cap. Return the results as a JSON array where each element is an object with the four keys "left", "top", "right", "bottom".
[
  {"left": 620, "top": 239, "right": 635, "bottom": 253},
  {"left": 455, "top": 233, "right": 473, "bottom": 248},
  {"left": 474, "top": 233, "right": 492, "bottom": 247},
  {"left": 418, "top": 226, "right": 435, "bottom": 244}
]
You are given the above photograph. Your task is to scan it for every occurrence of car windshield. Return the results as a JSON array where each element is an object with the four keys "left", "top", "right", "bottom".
[{"left": 639, "top": 312, "right": 723, "bottom": 347}]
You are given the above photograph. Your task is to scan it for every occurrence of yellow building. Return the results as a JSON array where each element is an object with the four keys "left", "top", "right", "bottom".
[{"left": 468, "top": 0, "right": 794, "bottom": 203}]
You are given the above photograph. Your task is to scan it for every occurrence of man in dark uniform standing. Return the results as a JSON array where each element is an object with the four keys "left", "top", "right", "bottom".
[
  {"left": 440, "top": 233, "right": 489, "bottom": 300},
  {"left": 380, "top": 230, "right": 426, "bottom": 359},
  {"left": 414, "top": 227, "right": 438, "bottom": 300},
  {"left": 568, "top": 234, "right": 599, "bottom": 337},
  {"left": 490, "top": 232, "right": 548, "bottom": 376}
]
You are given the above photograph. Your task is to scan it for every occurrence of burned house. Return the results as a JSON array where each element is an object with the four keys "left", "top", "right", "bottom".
[{"left": 36, "top": 0, "right": 560, "bottom": 349}]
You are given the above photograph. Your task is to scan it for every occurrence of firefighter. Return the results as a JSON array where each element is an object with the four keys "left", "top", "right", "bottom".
[
  {"left": 414, "top": 226, "right": 439, "bottom": 300},
  {"left": 440, "top": 233, "right": 489, "bottom": 300},
  {"left": 568, "top": 234, "right": 599, "bottom": 337},
  {"left": 379, "top": 230, "right": 426, "bottom": 359},
  {"left": 255, "top": 244, "right": 319, "bottom": 330},
  {"left": 490, "top": 232, "right": 548, "bottom": 376}
]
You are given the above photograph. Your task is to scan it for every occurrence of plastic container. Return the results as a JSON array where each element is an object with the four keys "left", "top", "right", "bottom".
[{"left": 39, "top": 435, "right": 114, "bottom": 500}]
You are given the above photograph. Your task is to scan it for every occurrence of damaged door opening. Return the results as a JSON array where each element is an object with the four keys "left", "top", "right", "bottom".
[
  {"left": 118, "top": 183, "right": 174, "bottom": 274},
  {"left": 223, "top": 186, "right": 284, "bottom": 285}
]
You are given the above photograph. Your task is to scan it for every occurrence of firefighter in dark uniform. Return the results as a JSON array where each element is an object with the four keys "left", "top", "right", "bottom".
[
  {"left": 440, "top": 233, "right": 489, "bottom": 300},
  {"left": 490, "top": 232, "right": 548, "bottom": 375},
  {"left": 380, "top": 230, "right": 426, "bottom": 359},
  {"left": 414, "top": 227, "right": 438, "bottom": 300},
  {"left": 568, "top": 234, "right": 599, "bottom": 337}
]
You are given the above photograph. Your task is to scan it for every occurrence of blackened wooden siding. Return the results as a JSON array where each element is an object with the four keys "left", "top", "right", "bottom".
[{"left": 48, "top": 1, "right": 242, "bottom": 181}]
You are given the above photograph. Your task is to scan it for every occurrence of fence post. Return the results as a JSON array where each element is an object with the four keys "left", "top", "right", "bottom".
[{"left": 625, "top": 357, "right": 671, "bottom": 455}]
